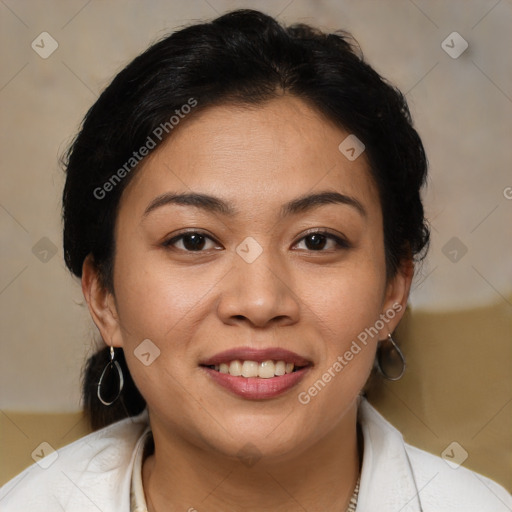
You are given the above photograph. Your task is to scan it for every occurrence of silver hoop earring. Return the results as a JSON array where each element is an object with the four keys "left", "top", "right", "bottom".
[
  {"left": 97, "top": 345, "right": 124, "bottom": 406},
  {"left": 376, "top": 334, "right": 406, "bottom": 381}
]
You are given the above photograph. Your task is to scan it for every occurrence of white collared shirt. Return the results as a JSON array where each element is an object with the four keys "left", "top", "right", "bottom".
[{"left": 1, "top": 399, "right": 510, "bottom": 511}]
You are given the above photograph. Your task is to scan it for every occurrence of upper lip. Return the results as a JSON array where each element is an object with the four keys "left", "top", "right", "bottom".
[{"left": 200, "top": 347, "right": 312, "bottom": 367}]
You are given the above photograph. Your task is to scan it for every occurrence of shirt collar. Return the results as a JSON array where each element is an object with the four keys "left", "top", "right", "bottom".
[{"left": 357, "top": 397, "right": 423, "bottom": 511}]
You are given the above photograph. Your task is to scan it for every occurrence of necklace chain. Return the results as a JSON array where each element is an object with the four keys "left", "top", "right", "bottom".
[{"left": 145, "top": 475, "right": 361, "bottom": 512}]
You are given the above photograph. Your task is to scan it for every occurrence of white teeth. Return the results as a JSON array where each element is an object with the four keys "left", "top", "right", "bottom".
[
  {"left": 211, "top": 359, "right": 299, "bottom": 378},
  {"left": 229, "top": 360, "right": 242, "bottom": 376},
  {"left": 258, "top": 360, "right": 275, "bottom": 379},
  {"left": 275, "top": 361, "right": 286, "bottom": 376},
  {"left": 241, "top": 360, "right": 259, "bottom": 377}
]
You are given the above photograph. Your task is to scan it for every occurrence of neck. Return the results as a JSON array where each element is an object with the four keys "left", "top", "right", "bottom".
[{"left": 143, "top": 403, "right": 361, "bottom": 512}]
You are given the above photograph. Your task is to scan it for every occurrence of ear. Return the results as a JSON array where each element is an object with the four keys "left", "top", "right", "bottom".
[
  {"left": 81, "top": 254, "right": 123, "bottom": 348},
  {"left": 380, "top": 257, "right": 414, "bottom": 335}
]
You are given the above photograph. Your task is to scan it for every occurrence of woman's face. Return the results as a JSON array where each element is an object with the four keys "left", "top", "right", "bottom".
[{"left": 88, "top": 96, "right": 410, "bottom": 461}]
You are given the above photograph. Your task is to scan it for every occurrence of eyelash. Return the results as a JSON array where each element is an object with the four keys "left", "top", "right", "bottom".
[{"left": 162, "top": 229, "right": 351, "bottom": 253}]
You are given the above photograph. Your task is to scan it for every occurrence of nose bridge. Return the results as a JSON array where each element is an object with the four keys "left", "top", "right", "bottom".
[{"left": 217, "top": 239, "right": 299, "bottom": 327}]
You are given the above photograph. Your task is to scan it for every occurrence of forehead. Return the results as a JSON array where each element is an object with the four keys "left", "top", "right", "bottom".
[{"left": 120, "top": 96, "right": 380, "bottom": 219}]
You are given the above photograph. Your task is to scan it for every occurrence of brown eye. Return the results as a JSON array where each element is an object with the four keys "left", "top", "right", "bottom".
[
  {"left": 304, "top": 233, "right": 328, "bottom": 250},
  {"left": 163, "top": 232, "right": 220, "bottom": 252},
  {"left": 294, "top": 231, "right": 350, "bottom": 251}
]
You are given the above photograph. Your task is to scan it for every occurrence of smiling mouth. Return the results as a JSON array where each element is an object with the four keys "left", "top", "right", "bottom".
[{"left": 201, "top": 360, "right": 308, "bottom": 378}]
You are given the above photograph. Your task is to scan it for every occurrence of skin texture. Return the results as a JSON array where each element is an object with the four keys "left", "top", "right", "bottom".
[{"left": 82, "top": 96, "right": 413, "bottom": 511}]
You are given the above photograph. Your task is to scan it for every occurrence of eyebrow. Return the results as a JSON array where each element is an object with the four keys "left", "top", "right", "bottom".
[{"left": 143, "top": 190, "right": 367, "bottom": 219}]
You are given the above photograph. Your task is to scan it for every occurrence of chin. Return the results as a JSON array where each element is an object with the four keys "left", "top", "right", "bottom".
[{"left": 198, "top": 420, "right": 314, "bottom": 464}]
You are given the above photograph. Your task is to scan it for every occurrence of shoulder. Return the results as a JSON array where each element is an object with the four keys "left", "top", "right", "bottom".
[
  {"left": 404, "top": 442, "right": 512, "bottom": 511},
  {"left": 358, "top": 399, "right": 511, "bottom": 511},
  {"left": 0, "top": 409, "right": 150, "bottom": 512}
]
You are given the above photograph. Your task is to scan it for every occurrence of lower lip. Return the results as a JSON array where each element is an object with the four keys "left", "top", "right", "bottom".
[{"left": 201, "top": 366, "right": 311, "bottom": 400}]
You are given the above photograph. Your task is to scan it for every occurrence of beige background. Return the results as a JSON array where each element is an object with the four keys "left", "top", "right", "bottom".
[{"left": 0, "top": 0, "right": 511, "bottom": 491}]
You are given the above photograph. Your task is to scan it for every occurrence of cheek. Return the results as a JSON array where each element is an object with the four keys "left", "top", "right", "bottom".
[
  {"left": 304, "top": 250, "right": 387, "bottom": 343},
  {"left": 294, "top": 280, "right": 383, "bottom": 435},
  {"left": 110, "top": 255, "right": 205, "bottom": 410},
  {"left": 110, "top": 242, "right": 230, "bottom": 388},
  {"left": 295, "top": 246, "right": 387, "bottom": 400},
  {"left": 112, "top": 248, "right": 212, "bottom": 341}
]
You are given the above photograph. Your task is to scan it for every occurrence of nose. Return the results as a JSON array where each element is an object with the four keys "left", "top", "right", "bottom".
[{"left": 216, "top": 249, "right": 300, "bottom": 329}]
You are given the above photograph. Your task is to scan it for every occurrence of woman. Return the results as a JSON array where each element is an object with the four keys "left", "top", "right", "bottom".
[{"left": 1, "top": 9, "right": 509, "bottom": 512}]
